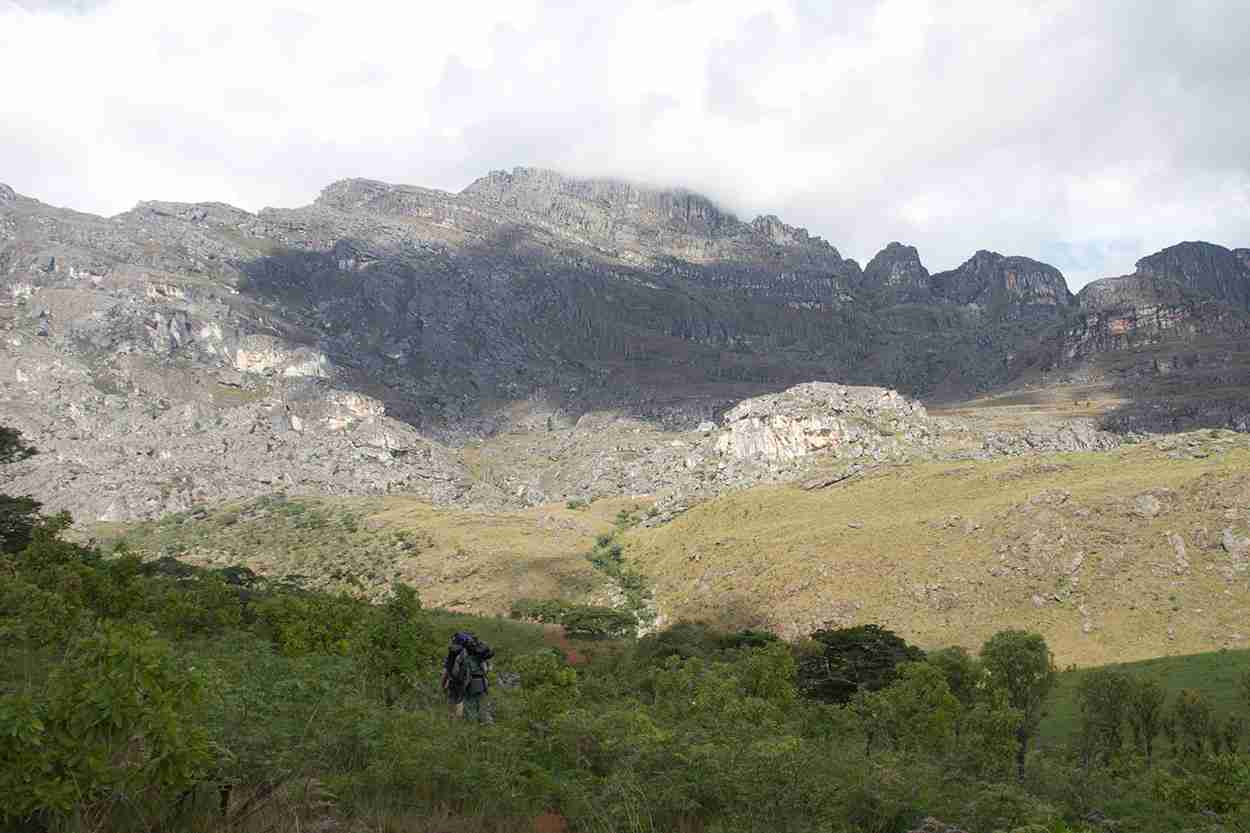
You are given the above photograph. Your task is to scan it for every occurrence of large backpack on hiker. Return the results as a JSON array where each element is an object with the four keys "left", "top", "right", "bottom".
[{"left": 450, "top": 633, "right": 494, "bottom": 696}]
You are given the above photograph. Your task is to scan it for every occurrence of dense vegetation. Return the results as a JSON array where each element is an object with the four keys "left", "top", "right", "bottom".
[{"left": 2, "top": 425, "right": 1249, "bottom": 833}]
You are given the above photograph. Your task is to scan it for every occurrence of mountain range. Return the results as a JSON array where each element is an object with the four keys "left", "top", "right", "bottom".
[{"left": 2, "top": 167, "right": 1249, "bottom": 521}]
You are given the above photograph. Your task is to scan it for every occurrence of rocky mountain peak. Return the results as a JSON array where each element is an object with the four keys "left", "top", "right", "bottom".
[
  {"left": 0, "top": 183, "right": 16, "bottom": 204},
  {"left": 1136, "top": 240, "right": 1228, "bottom": 273},
  {"left": 862, "top": 242, "right": 930, "bottom": 302},
  {"left": 314, "top": 178, "right": 405, "bottom": 211},
  {"left": 1065, "top": 239, "right": 1250, "bottom": 366},
  {"left": 127, "top": 200, "right": 255, "bottom": 226},
  {"left": 749, "top": 214, "right": 814, "bottom": 248},
  {"left": 1134, "top": 241, "right": 1250, "bottom": 309},
  {"left": 929, "top": 249, "right": 1072, "bottom": 319},
  {"left": 461, "top": 166, "right": 736, "bottom": 235}
]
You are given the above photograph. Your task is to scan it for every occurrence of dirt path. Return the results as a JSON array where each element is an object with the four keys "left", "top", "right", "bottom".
[{"left": 542, "top": 624, "right": 586, "bottom": 665}]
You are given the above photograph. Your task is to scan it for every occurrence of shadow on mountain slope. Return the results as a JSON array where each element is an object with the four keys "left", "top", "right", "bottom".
[
  {"left": 952, "top": 329, "right": 1250, "bottom": 436},
  {"left": 231, "top": 229, "right": 1074, "bottom": 434}
]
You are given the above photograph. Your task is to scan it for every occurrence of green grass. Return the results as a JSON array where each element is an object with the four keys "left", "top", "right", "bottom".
[
  {"left": 424, "top": 609, "right": 550, "bottom": 662},
  {"left": 1039, "top": 648, "right": 1250, "bottom": 750}
]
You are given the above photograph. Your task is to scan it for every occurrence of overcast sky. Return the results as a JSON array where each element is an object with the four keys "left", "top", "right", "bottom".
[{"left": 2, "top": 0, "right": 1248, "bottom": 288}]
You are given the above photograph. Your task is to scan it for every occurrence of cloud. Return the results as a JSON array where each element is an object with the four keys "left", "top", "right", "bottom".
[{"left": 1, "top": 0, "right": 1247, "bottom": 288}]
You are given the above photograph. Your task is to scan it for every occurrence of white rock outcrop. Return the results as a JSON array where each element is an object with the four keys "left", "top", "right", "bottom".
[{"left": 713, "top": 382, "right": 930, "bottom": 462}]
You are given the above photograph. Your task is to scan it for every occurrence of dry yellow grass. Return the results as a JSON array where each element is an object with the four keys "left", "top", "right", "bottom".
[
  {"left": 98, "top": 494, "right": 650, "bottom": 616},
  {"left": 624, "top": 434, "right": 1250, "bottom": 666},
  {"left": 364, "top": 495, "right": 648, "bottom": 612}
]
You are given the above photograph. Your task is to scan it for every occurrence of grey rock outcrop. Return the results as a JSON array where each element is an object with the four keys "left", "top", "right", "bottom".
[
  {"left": 981, "top": 419, "right": 1119, "bottom": 455},
  {"left": 861, "top": 242, "right": 931, "bottom": 304},
  {"left": 1223, "top": 527, "right": 1250, "bottom": 574},
  {"left": 929, "top": 249, "right": 1074, "bottom": 320}
]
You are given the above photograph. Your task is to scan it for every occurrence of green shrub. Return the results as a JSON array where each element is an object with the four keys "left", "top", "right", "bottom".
[
  {"left": 562, "top": 605, "right": 637, "bottom": 639},
  {"left": 0, "top": 623, "right": 212, "bottom": 826},
  {"left": 353, "top": 584, "right": 439, "bottom": 704},
  {"left": 133, "top": 575, "right": 245, "bottom": 639},
  {"left": 636, "top": 620, "right": 723, "bottom": 665},
  {"left": 510, "top": 597, "right": 575, "bottom": 624},
  {"left": 253, "top": 591, "right": 364, "bottom": 656}
]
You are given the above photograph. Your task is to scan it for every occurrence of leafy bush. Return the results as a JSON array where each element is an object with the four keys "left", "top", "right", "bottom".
[
  {"left": 510, "top": 598, "right": 636, "bottom": 638},
  {"left": 0, "top": 623, "right": 212, "bottom": 827},
  {"left": 353, "top": 584, "right": 439, "bottom": 704},
  {"left": 562, "top": 606, "right": 637, "bottom": 639},
  {"left": 253, "top": 591, "right": 363, "bottom": 656},
  {"left": 510, "top": 597, "right": 575, "bottom": 624}
]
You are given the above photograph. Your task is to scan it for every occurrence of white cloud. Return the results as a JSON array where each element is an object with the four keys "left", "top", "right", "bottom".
[{"left": 2, "top": 0, "right": 1247, "bottom": 288}]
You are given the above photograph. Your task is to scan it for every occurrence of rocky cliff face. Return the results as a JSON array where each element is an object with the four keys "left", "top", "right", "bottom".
[
  {"left": 929, "top": 250, "right": 1074, "bottom": 320},
  {"left": 860, "top": 242, "right": 931, "bottom": 304},
  {"left": 1136, "top": 241, "right": 1250, "bottom": 310},
  {"left": 1066, "top": 242, "right": 1250, "bottom": 360}
]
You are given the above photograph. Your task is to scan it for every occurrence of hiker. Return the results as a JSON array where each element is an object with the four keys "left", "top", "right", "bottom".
[{"left": 441, "top": 631, "right": 494, "bottom": 722}]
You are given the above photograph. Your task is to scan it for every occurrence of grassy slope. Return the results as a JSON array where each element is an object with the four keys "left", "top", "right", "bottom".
[
  {"left": 95, "top": 493, "right": 649, "bottom": 615},
  {"left": 624, "top": 433, "right": 1250, "bottom": 666},
  {"left": 1039, "top": 648, "right": 1250, "bottom": 749}
]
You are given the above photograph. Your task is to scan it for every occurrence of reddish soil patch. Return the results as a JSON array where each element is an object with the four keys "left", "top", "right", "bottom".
[
  {"left": 532, "top": 811, "right": 569, "bottom": 833},
  {"left": 542, "top": 625, "right": 586, "bottom": 665}
]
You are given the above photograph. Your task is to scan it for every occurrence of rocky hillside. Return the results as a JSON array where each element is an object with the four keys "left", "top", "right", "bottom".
[
  {"left": 626, "top": 431, "right": 1250, "bottom": 666},
  {"left": 2, "top": 167, "right": 1247, "bottom": 520}
]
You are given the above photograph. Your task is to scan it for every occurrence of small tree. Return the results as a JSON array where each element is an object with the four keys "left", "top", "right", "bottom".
[
  {"left": 1075, "top": 668, "right": 1132, "bottom": 767},
  {"left": 0, "top": 424, "right": 35, "bottom": 465},
  {"left": 876, "top": 661, "right": 959, "bottom": 753},
  {"left": 1172, "top": 689, "right": 1214, "bottom": 758},
  {"left": 353, "top": 584, "right": 434, "bottom": 704},
  {"left": 928, "top": 646, "right": 983, "bottom": 709},
  {"left": 0, "top": 424, "right": 44, "bottom": 555},
  {"left": 955, "top": 687, "right": 1024, "bottom": 780},
  {"left": 1126, "top": 677, "right": 1167, "bottom": 766},
  {"left": 980, "top": 629, "right": 1055, "bottom": 780},
  {"left": 928, "top": 645, "right": 983, "bottom": 739}
]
